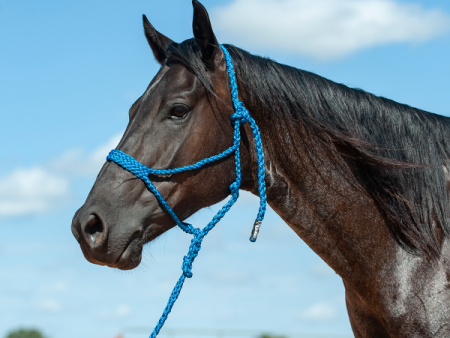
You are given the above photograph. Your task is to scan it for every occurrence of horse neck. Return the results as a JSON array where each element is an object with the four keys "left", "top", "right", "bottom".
[{"left": 241, "top": 101, "right": 399, "bottom": 288}]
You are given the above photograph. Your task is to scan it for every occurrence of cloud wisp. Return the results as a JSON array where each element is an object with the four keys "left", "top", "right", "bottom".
[
  {"left": 51, "top": 133, "right": 122, "bottom": 176},
  {"left": 0, "top": 133, "right": 122, "bottom": 217},
  {"left": 212, "top": 0, "right": 450, "bottom": 60},
  {"left": 300, "top": 302, "right": 337, "bottom": 320},
  {"left": 36, "top": 298, "right": 63, "bottom": 312},
  {"left": 97, "top": 305, "right": 131, "bottom": 320},
  {"left": 0, "top": 167, "right": 68, "bottom": 217}
]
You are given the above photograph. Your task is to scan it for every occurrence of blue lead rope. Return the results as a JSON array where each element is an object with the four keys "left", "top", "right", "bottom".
[{"left": 107, "top": 45, "right": 266, "bottom": 338}]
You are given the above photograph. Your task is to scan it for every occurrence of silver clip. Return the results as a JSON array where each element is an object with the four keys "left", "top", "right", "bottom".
[{"left": 249, "top": 220, "right": 262, "bottom": 242}]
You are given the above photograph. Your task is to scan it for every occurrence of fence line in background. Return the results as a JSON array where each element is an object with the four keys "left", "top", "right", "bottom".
[{"left": 121, "top": 327, "right": 354, "bottom": 338}]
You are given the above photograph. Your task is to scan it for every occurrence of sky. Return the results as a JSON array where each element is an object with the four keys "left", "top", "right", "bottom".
[{"left": 0, "top": 0, "right": 450, "bottom": 337}]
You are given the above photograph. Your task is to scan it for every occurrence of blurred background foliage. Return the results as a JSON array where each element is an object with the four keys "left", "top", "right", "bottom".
[{"left": 5, "top": 329, "right": 46, "bottom": 338}]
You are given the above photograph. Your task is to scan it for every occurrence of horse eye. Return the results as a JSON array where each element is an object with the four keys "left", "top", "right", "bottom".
[{"left": 170, "top": 107, "right": 189, "bottom": 119}]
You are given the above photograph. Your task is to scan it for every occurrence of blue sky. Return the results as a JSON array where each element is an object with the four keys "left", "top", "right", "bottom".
[{"left": 0, "top": 0, "right": 449, "bottom": 337}]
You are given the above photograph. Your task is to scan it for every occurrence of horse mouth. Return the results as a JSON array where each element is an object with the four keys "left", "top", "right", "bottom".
[
  {"left": 75, "top": 216, "right": 167, "bottom": 270},
  {"left": 110, "top": 241, "right": 143, "bottom": 270},
  {"left": 103, "top": 224, "right": 163, "bottom": 270},
  {"left": 78, "top": 230, "right": 144, "bottom": 271},
  {"left": 107, "top": 230, "right": 145, "bottom": 270}
]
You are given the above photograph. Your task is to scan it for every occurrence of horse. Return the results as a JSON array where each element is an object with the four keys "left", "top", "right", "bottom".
[{"left": 71, "top": 1, "right": 450, "bottom": 337}]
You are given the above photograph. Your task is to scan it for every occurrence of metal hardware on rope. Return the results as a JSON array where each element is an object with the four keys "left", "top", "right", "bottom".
[
  {"left": 106, "top": 44, "right": 266, "bottom": 338},
  {"left": 250, "top": 220, "right": 262, "bottom": 242}
]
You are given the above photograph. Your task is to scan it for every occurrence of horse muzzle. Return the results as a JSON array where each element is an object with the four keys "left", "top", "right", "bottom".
[{"left": 71, "top": 206, "right": 145, "bottom": 270}]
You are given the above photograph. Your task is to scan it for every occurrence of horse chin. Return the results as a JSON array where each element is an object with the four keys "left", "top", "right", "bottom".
[
  {"left": 79, "top": 235, "right": 144, "bottom": 271},
  {"left": 108, "top": 240, "right": 143, "bottom": 270},
  {"left": 110, "top": 253, "right": 143, "bottom": 271}
]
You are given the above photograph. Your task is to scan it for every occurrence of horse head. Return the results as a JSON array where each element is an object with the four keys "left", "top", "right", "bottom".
[{"left": 71, "top": 1, "right": 255, "bottom": 270}]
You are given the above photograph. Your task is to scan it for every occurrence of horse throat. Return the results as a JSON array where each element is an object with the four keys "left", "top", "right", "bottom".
[{"left": 242, "top": 105, "right": 397, "bottom": 289}]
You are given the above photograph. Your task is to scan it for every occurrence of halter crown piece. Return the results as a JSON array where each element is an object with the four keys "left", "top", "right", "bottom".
[{"left": 107, "top": 45, "right": 267, "bottom": 338}]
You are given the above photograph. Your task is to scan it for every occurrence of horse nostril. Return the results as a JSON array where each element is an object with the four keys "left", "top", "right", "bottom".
[
  {"left": 85, "top": 215, "right": 104, "bottom": 235},
  {"left": 83, "top": 214, "right": 106, "bottom": 249}
]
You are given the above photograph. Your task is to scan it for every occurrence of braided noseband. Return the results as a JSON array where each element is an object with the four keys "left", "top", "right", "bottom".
[{"left": 107, "top": 45, "right": 267, "bottom": 338}]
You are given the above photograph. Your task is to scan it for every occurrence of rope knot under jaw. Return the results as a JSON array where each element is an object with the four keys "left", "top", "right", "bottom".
[
  {"left": 230, "top": 102, "right": 249, "bottom": 124},
  {"left": 181, "top": 229, "right": 203, "bottom": 278}
]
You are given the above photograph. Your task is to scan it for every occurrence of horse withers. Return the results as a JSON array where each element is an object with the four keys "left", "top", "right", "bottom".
[{"left": 71, "top": 1, "right": 450, "bottom": 337}]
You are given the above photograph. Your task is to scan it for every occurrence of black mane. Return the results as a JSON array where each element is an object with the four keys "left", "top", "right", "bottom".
[{"left": 168, "top": 39, "right": 450, "bottom": 258}]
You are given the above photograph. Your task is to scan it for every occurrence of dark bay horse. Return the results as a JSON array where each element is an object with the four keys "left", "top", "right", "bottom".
[{"left": 71, "top": 1, "right": 450, "bottom": 337}]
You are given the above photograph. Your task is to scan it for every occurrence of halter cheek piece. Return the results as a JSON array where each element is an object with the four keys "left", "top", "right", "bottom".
[{"left": 107, "top": 45, "right": 267, "bottom": 338}]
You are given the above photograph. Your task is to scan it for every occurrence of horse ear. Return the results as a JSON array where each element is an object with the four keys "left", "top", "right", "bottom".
[
  {"left": 192, "top": 0, "right": 222, "bottom": 70},
  {"left": 143, "top": 14, "right": 173, "bottom": 65}
]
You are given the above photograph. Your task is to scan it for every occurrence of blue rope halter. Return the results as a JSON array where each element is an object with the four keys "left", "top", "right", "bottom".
[{"left": 106, "top": 45, "right": 267, "bottom": 338}]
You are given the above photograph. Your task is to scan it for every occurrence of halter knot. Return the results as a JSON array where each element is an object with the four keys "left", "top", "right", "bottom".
[
  {"left": 181, "top": 229, "right": 203, "bottom": 278},
  {"left": 230, "top": 102, "right": 249, "bottom": 124},
  {"left": 229, "top": 181, "right": 239, "bottom": 195}
]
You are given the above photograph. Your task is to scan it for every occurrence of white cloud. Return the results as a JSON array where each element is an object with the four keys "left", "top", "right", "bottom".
[
  {"left": 212, "top": 0, "right": 450, "bottom": 60},
  {"left": 51, "top": 133, "right": 122, "bottom": 176},
  {"left": 97, "top": 305, "right": 131, "bottom": 319},
  {"left": 0, "top": 133, "right": 122, "bottom": 218},
  {"left": 37, "top": 299, "right": 62, "bottom": 312},
  {"left": 300, "top": 302, "right": 337, "bottom": 320},
  {"left": 0, "top": 167, "right": 69, "bottom": 216}
]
